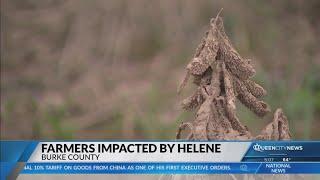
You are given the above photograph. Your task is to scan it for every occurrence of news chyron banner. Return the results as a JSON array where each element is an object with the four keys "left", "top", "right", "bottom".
[{"left": 1, "top": 141, "right": 320, "bottom": 179}]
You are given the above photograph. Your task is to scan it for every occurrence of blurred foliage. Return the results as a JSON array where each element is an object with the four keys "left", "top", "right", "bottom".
[{"left": 1, "top": 0, "right": 320, "bottom": 139}]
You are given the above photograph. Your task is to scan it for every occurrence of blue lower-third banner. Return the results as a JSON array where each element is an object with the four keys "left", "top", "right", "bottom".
[{"left": 1, "top": 141, "right": 320, "bottom": 179}]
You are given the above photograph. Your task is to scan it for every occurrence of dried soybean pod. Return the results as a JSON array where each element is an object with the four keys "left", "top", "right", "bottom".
[
  {"left": 200, "top": 28, "right": 219, "bottom": 64},
  {"left": 187, "top": 57, "right": 209, "bottom": 75},
  {"left": 187, "top": 30, "right": 219, "bottom": 75},
  {"left": 187, "top": 12, "right": 221, "bottom": 76},
  {"left": 243, "top": 80, "right": 267, "bottom": 98},
  {"left": 233, "top": 77, "right": 270, "bottom": 117},
  {"left": 224, "top": 51, "right": 256, "bottom": 80},
  {"left": 237, "top": 93, "right": 270, "bottom": 117},
  {"left": 216, "top": 18, "right": 255, "bottom": 80},
  {"left": 178, "top": 31, "right": 210, "bottom": 93},
  {"left": 181, "top": 87, "right": 204, "bottom": 111}
]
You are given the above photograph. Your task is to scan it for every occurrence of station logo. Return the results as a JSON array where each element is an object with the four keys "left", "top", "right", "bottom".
[{"left": 252, "top": 143, "right": 303, "bottom": 152}]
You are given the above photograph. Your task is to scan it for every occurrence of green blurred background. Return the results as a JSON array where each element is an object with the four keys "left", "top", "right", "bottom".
[{"left": 1, "top": 0, "right": 320, "bottom": 140}]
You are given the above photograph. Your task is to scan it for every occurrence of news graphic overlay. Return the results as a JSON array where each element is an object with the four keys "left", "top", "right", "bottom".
[{"left": 1, "top": 141, "right": 320, "bottom": 179}]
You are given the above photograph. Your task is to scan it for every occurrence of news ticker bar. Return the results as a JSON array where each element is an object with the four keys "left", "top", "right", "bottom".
[
  {"left": 20, "top": 162, "right": 320, "bottom": 174},
  {"left": 1, "top": 140, "right": 320, "bottom": 179}
]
